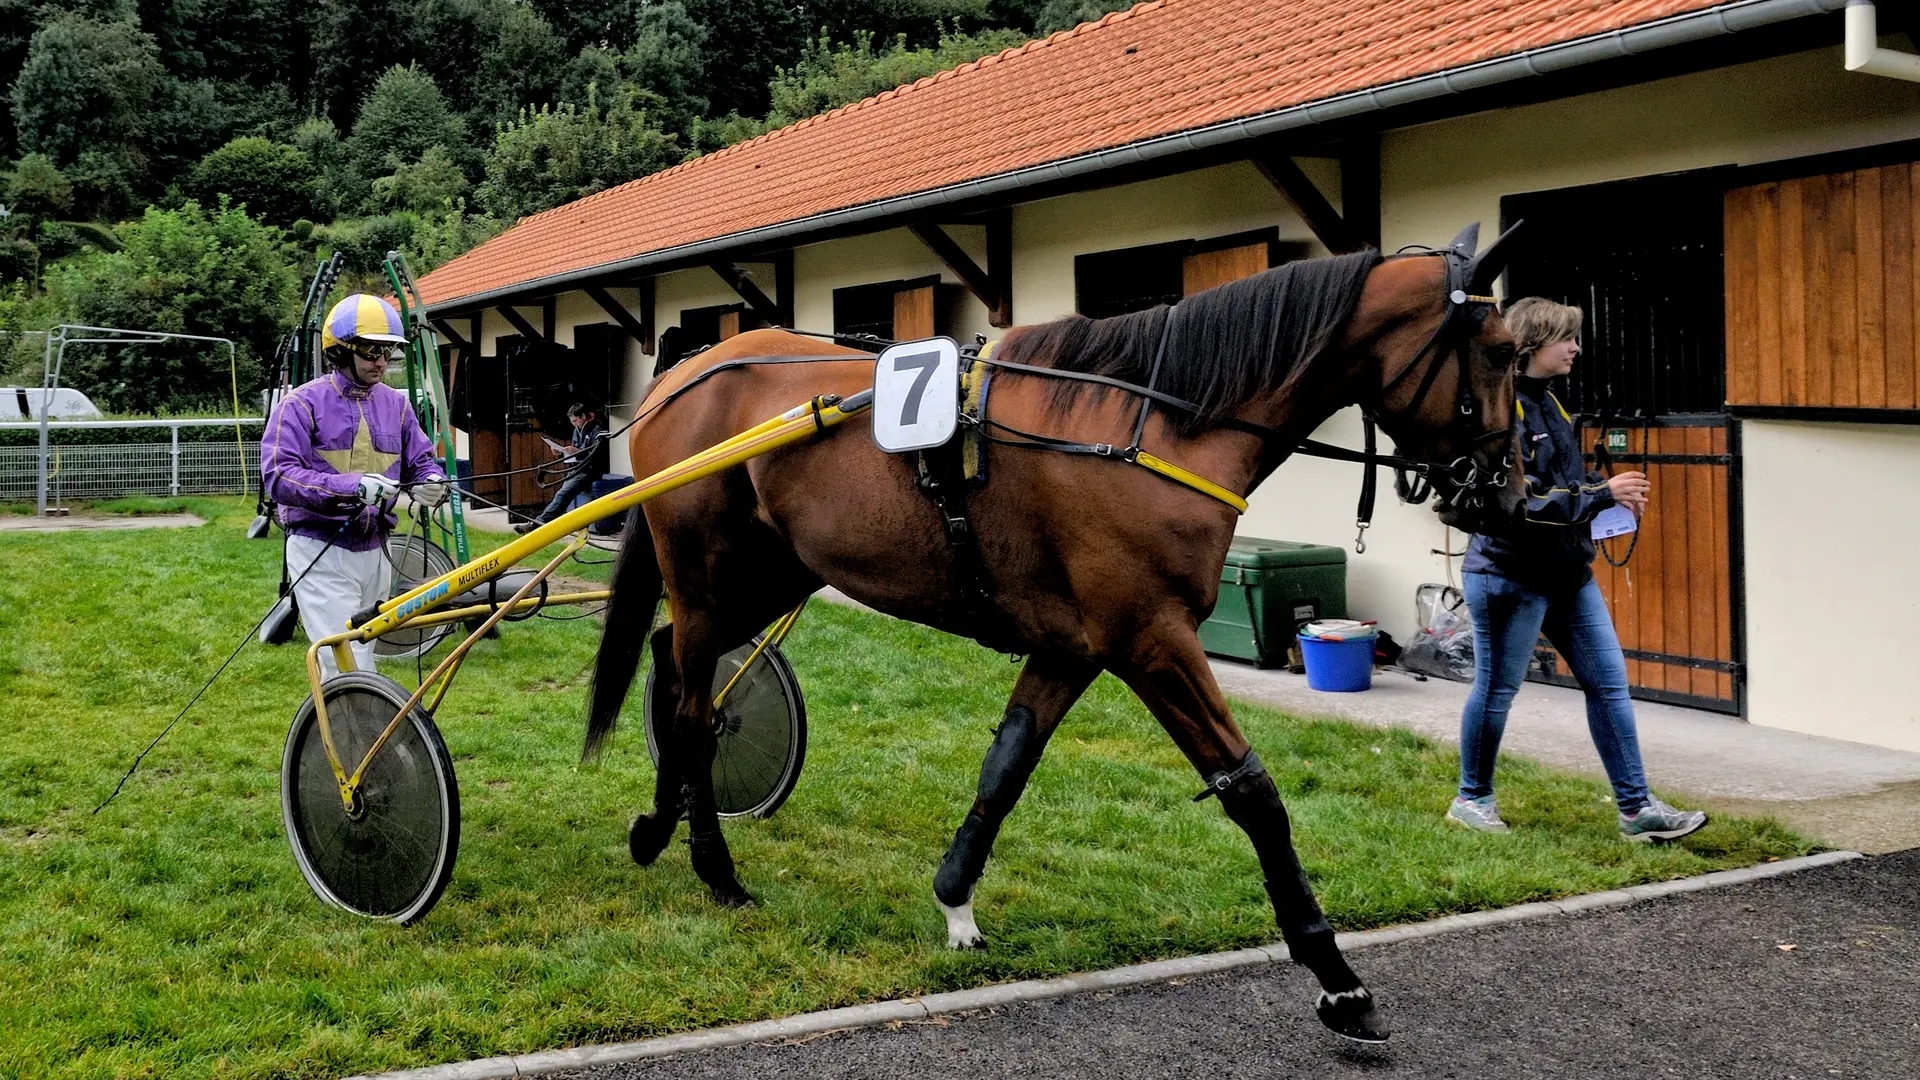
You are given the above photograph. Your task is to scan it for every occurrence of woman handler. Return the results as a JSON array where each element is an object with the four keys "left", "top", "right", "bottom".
[{"left": 1446, "top": 297, "right": 1707, "bottom": 843}]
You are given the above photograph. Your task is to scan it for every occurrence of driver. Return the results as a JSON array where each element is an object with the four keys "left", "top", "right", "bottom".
[{"left": 261, "top": 293, "right": 450, "bottom": 677}]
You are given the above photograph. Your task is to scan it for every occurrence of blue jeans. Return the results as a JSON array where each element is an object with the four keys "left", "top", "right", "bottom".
[
  {"left": 1458, "top": 571, "right": 1650, "bottom": 812},
  {"left": 536, "top": 471, "right": 597, "bottom": 523}
]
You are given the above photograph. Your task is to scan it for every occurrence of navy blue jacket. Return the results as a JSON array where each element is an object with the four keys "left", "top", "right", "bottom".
[{"left": 1464, "top": 376, "right": 1616, "bottom": 587}]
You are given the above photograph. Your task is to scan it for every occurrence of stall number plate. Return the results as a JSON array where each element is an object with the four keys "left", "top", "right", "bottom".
[
  {"left": 1605, "top": 429, "right": 1630, "bottom": 453},
  {"left": 872, "top": 337, "right": 959, "bottom": 453}
]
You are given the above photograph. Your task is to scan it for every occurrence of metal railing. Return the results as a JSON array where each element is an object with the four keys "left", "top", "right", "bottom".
[{"left": 0, "top": 417, "right": 262, "bottom": 502}]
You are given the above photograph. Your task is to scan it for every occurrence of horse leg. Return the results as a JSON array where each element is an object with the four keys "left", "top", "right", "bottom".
[
  {"left": 668, "top": 607, "right": 755, "bottom": 907},
  {"left": 1116, "top": 624, "right": 1388, "bottom": 1043},
  {"left": 629, "top": 623, "right": 687, "bottom": 866},
  {"left": 934, "top": 652, "right": 1098, "bottom": 948}
]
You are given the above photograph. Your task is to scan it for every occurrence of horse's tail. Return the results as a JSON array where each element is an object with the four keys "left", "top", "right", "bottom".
[{"left": 585, "top": 505, "right": 662, "bottom": 761}]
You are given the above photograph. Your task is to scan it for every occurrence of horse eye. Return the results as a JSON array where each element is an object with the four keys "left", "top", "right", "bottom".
[{"left": 1487, "top": 344, "right": 1516, "bottom": 369}]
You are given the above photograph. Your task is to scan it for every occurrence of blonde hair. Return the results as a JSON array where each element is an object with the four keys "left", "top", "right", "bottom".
[{"left": 1501, "top": 297, "right": 1583, "bottom": 360}]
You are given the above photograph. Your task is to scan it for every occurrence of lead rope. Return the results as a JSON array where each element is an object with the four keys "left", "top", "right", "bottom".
[{"left": 1355, "top": 417, "right": 1378, "bottom": 553}]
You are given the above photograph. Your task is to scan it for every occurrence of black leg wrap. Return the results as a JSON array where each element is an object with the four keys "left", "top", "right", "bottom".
[
  {"left": 631, "top": 626, "right": 686, "bottom": 867},
  {"left": 685, "top": 782, "right": 752, "bottom": 907},
  {"left": 933, "top": 707, "right": 1046, "bottom": 907}
]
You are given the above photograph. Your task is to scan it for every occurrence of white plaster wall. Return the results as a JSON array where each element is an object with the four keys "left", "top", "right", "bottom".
[
  {"left": 1742, "top": 421, "right": 1920, "bottom": 752},
  {"left": 792, "top": 226, "right": 993, "bottom": 347}
]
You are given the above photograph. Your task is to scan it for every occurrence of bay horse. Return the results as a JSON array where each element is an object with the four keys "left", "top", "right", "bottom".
[{"left": 586, "top": 226, "right": 1524, "bottom": 1042}]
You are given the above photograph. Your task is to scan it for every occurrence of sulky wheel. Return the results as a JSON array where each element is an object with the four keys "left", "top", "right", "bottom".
[
  {"left": 281, "top": 671, "right": 460, "bottom": 923},
  {"left": 376, "top": 534, "right": 456, "bottom": 661},
  {"left": 644, "top": 637, "right": 806, "bottom": 819}
]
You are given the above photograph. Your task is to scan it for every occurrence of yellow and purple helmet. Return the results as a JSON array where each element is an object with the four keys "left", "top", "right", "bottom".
[{"left": 320, "top": 294, "right": 407, "bottom": 358}]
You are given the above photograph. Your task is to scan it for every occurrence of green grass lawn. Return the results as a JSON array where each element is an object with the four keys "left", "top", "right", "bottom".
[{"left": 0, "top": 497, "right": 1812, "bottom": 1079}]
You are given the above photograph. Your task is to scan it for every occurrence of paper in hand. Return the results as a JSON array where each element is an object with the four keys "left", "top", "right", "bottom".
[{"left": 1591, "top": 503, "right": 1637, "bottom": 541}]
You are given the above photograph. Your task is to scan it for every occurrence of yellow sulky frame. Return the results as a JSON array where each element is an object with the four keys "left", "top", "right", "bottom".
[{"left": 301, "top": 390, "right": 872, "bottom": 816}]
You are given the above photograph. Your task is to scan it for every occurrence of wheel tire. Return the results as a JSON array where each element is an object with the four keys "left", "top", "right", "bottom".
[
  {"left": 643, "top": 638, "right": 806, "bottom": 819},
  {"left": 282, "top": 671, "right": 460, "bottom": 923},
  {"left": 376, "top": 535, "right": 455, "bottom": 661}
]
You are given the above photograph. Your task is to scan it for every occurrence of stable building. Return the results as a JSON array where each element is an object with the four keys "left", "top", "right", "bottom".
[{"left": 415, "top": 0, "right": 1920, "bottom": 753}]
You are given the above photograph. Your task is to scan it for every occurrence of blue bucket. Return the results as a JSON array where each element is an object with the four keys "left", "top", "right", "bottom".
[
  {"left": 454, "top": 458, "right": 474, "bottom": 495},
  {"left": 1297, "top": 634, "right": 1374, "bottom": 692}
]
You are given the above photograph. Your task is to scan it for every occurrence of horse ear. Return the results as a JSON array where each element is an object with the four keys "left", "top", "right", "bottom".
[
  {"left": 1467, "top": 219, "right": 1526, "bottom": 294},
  {"left": 1448, "top": 222, "right": 1480, "bottom": 256}
]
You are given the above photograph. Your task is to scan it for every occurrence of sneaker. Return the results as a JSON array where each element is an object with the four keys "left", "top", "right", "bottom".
[
  {"left": 1618, "top": 797, "right": 1708, "bottom": 843},
  {"left": 512, "top": 521, "right": 539, "bottom": 535},
  {"left": 1446, "top": 795, "right": 1510, "bottom": 833}
]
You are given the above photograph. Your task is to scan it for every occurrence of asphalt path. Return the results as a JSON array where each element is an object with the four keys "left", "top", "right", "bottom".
[{"left": 552, "top": 849, "right": 1919, "bottom": 1080}]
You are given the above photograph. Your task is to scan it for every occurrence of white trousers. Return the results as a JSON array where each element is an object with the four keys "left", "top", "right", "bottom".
[{"left": 286, "top": 533, "right": 392, "bottom": 678}]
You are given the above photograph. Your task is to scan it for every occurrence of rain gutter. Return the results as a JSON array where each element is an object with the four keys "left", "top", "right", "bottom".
[{"left": 436, "top": 0, "right": 1846, "bottom": 311}]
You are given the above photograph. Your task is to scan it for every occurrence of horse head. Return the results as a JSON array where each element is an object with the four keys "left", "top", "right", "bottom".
[{"left": 1357, "top": 222, "right": 1527, "bottom": 534}]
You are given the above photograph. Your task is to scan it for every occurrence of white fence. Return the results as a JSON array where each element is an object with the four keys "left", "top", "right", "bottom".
[{"left": 0, "top": 418, "right": 263, "bottom": 503}]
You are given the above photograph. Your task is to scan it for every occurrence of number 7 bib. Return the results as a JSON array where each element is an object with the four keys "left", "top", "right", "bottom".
[{"left": 871, "top": 337, "right": 960, "bottom": 453}]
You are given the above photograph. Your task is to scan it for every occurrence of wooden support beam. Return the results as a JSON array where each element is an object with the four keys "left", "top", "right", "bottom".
[
  {"left": 909, "top": 213, "right": 1013, "bottom": 327},
  {"left": 541, "top": 298, "right": 556, "bottom": 342},
  {"left": 709, "top": 262, "right": 783, "bottom": 326},
  {"left": 1340, "top": 138, "right": 1381, "bottom": 252},
  {"left": 639, "top": 277, "right": 656, "bottom": 353},
  {"left": 495, "top": 305, "right": 542, "bottom": 341},
  {"left": 1252, "top": 153, "right": 1364, "bottom": 254},
  {"left": 584, "top": 285, "right": 654, "bottom": 354},
  {"left": 430, "top": 319, "right": 470, "bottom": 351},
  {"left": 771, "top": 250, "right": 795, "bottom": 329},
  {"left": 986, "top": 209, "right": 1011, "bottom": 327}
]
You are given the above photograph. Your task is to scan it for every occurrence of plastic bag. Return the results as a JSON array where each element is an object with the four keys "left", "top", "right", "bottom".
[{"left": 1399, "top": 583, "right": 1475, "bottom": 682}]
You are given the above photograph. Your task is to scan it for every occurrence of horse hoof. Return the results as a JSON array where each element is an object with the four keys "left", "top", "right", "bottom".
[
  {"left": 628, "top": 812, "right": 679, "bottom": 866},
  {"left": 710, "top": 884, "right": 756, "bottom": 908},
  {"left": 1316, "top": 988, "right": 1389, "bottom": 1043},
  {"left": 939, "top": 898, "right": 986, "bottom": 949}
]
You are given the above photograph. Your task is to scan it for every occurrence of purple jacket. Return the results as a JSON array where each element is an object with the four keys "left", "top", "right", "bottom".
[{"left": 261, "top": 372, "right": 443, "bottom": 551}]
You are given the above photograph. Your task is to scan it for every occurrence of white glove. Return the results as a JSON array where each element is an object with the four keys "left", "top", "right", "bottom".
[
  {"left": 355, "top": 472, "right": 399, "bottom": 506},
  {"left": 412, "top": 477, "right": 450, "bottom": 508}
]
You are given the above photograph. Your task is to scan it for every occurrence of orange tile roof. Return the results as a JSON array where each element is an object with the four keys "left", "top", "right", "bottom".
[{"left": 417, "top": 0, "right": 1735, "bottom": 307}]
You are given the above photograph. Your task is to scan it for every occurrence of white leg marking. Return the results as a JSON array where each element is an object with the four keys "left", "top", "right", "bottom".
[
  {"left": 1319, "top": 987, "right": 1372, "bottom": 1007},
  {"left": 940, "top": 898, "right": 985, "bottom": 949}
]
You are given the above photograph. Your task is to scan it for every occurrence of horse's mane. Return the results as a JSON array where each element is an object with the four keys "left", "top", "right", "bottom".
[{"left": 993, "top": 249, "right": 1383, "bottom": 436}]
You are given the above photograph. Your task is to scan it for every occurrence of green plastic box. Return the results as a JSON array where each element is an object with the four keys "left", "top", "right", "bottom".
[{"left": 1200, "top": 537, "right": 1348, "bottom": 668}]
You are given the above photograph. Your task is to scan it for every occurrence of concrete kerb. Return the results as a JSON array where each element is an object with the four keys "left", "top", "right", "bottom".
[{"left": 344, "top": 850, "right": 1863, "bottom": 1080}]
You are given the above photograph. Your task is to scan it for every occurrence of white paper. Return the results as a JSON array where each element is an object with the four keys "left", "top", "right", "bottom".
[{"left": 1591, "top": 503, "right": 1638, "bottom": 541}]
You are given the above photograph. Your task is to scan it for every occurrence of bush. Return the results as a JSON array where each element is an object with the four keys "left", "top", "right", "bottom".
[
  {"left": 39, "top": 200, "right": 298, "bottom": 413},
  {"left": 477, "top": 85, "right": 680, "bottom": 221},
  {"left": 189, "top": 137, "right": 315, "bottom": 227}
]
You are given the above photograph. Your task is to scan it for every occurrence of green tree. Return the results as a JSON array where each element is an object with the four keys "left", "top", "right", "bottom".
[
  {"left": 622, "top": 1, "right": 709, "bottom": 128},
  {"left": 477, "top": 86, "right": 680, "bottom": 220},
  {"left": 345, "top": 64, "right": 472, "bottom": 191},
  {"left": 1032, "top": 0, "right": 1131, "bottom": 34},
  {"left": 292, "top": 117, "right": 361, "bottom": 219},
  {"left": 680, "top": 0, "right": 804, "bottom": 119},
  {"left": 470, "top": 2, "right": 566, "bottom": 128},
  {"left": 763, "top": 27, "right": 1028, "bottom": 130},
  {"left": 189, "top": 137, "right": 315, "bottom": 226},
  {"left": 371, "top": 145, "right": 469, "bottom": 214},
  {"left": 40, "top": 200, "right": 298, "bottom": 411},
  {"left": 8, "top": 14, "right": 164, "bottom": 184},
  {"left": 4, "top": 154, "right": 73, "bottom": 220},
  {"left": 310, "top": 0, "right": 419, "bottom": 129},
  {"left": 408, "top": 198, "right": 504, "bottom": 271}
]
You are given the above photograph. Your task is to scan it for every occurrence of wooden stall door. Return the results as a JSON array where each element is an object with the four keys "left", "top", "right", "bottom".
[
  {"left": 468, "top": 429, "right": 506, "bottom": 503},
  {"left": 893, "top": 284, "right": 935, "bottom": 340},
  {"left": 1724, "top": 160, "right": 1918, "bottom": 410},
  {"left": 1183, "top": 242, "right": 1268, "bottom": 295},
  {"left": 509, "top": 430, "right": 545, "bottom": 509},
  {"left": 1539, "top": 419, "right": 1741, "bottom": 713}
]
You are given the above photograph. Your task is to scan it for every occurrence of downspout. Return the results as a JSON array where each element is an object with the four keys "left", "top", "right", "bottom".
[{"left": 1845, "top": 1, "right": 1920, "bottom": 81}]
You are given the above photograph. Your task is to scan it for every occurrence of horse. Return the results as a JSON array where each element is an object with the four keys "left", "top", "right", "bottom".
[{"left": 584, "top": 225, "right": 1524, "bottom": 1042}]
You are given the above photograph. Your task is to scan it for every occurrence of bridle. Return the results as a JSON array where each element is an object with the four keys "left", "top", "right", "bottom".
[{"left": 1340, "top": 244, "right": 1516, "bottom": 551}]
